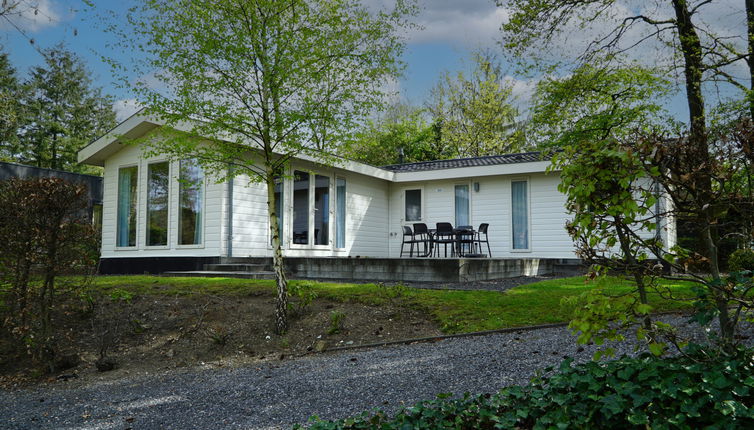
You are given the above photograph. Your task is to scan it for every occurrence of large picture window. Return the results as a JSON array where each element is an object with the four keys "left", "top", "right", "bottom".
[
  {"left": 455, "top": 184, "right": 470, "bottom": 227},
  {"left": 274, "top": 176, "right": 284, "bottom": 244},
  {"left": 405, "top": 189, "right": 421, "bottom": 222},
  {"left": 511, "top": 180, "right": 529, "bottom": 250},
  {"left": 314, "top": 175, "right": 330, "bottom": 245},
  {"left": 178, "top": 160, "right": 204, "bottom": 245},
  {"left": 116, "top": 166, "right": 138, "bottom": 247},
  {"left": 292, "top": 170, "right": 310, "bottom": 245},
  {"left": 335, "top": 178, "right": 346, "bottom": 249},
  {"left": 146, "top": 162, "right": 169, "bottom": 246}
]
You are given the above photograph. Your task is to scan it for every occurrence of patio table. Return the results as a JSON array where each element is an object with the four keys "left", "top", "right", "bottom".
[{"left": 453, "top": 226, "right": 476, "bottom": 257}]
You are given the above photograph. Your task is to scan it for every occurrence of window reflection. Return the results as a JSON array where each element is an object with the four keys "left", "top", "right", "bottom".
[
  {"left": 292, "top": 170, "right": 309, "bottom": 244},
  {"left": 179, "top": 160, "right": 204, "bottom": 245},
  {"left": 147, "top": 162, "right": 169, "bottom": 246},
  {"left": 314, "top": 175, "right": 330, "bottom": 245}
]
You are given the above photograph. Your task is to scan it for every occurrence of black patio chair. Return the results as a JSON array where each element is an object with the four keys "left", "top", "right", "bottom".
[
  {"left": 433, "top": 222, "right": 456, "bottom": 257},
  {"left": 400, "top": 225, "right": 422, "bottom": 257},
  {"left": 475, "top": 223, "right": 492, "bottom": 257},
  {"left": 412, "top": 223, "right": 431, "bottom": 257}
]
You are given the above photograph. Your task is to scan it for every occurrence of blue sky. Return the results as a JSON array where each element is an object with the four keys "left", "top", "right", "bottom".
[
  {"left": 0, "top": 0, "right": 749, "bottom": 123},
  {"left": 0, "top": 0, "right": 528, "bottom": 121}
]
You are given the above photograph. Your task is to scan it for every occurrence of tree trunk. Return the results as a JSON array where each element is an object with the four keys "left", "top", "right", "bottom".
[
  {"left": 39, "top": 225, "right": 59, "bottom": 370},
  {"left": 266, "top": 171, "right": 288, "bottom": 335},
  {"left": 671, "top": 0, "right": 734, "bottom": 343},
  {"left": 671, "top": 0, "right": 706, "bottom": 139}
]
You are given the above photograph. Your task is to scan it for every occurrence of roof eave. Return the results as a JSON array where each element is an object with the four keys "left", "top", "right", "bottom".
[{"left": 391, "top": 160, "right": 554, "bottom": 182}]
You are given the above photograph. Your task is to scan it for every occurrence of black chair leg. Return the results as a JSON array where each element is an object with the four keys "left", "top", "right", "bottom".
[{"left": 486, "top": 240, "right": 492, "bottom": 257}]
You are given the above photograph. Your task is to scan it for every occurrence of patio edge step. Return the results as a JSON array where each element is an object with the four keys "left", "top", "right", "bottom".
[{"left": 162, "top": 270, "right": 276, "bottom": 280}]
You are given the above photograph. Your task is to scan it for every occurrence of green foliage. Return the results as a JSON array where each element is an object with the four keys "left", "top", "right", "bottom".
[
  {"left": 531, "top": 64, "right": 670, "bottom": 149},
  {"left": 303, "top": 348, "right": 754, "bottom": 429},
  {"left": 327, "top": 310, "right": 345, "bottom": 335},
  {"left": 729, "top": 249, "right": 754, "bottom": 272},
  {"left": 288, "top": 281, "right": 318, "bottom": 316},
  {"left": 8, "top": 45, "right": 115, "bottom": 173},
  {"left": 0, "top": 47, "right": 22, "bottom": 159},
  {"left": 426, "top": 51, "right": 524, "bottom": 157},
  {"left": 342, "top": 103, "right": 445, "bottom": 166},
  {"left": 108, "top": 288, "right": 134, "bottom": 303}
]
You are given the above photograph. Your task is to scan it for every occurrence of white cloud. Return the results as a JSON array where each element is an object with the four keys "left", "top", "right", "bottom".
[
  {"left": 505, "top": 75, "right": 539, "bottom": 111},
  {"left": 0, "top": 0, "right": 65, "bottom": 33},
  {"left": 408, "top": 0, "right": 508, "bottom": 48},
  {"left": 370, "top": 0, "right": 506, "bottom": 48},
  {"left": 113, "top": 98, "right": 142, "bottom": 122}
]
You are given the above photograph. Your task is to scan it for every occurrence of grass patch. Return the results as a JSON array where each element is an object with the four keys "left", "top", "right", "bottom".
[
  {"left": 84, "top": 275, "right": 696, "bottom": 334},
  {"left": 406, "top": 277, "right": 695, "bottom": 333}
]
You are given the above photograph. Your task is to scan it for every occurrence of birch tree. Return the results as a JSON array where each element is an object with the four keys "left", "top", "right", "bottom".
[{"left": 109, "top": 0, "right": 414, "bottom": 334}]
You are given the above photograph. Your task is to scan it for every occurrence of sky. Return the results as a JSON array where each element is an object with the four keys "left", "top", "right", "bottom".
[{"left": 0, "top": 0, "right": 750, "bottom": 124}]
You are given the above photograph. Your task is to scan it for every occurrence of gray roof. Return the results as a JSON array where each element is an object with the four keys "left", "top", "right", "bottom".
[{"left": 381, "top": 151, "right": 548, "bottom": 173}]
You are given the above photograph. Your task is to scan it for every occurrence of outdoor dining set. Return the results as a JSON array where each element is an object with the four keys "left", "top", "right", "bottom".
[{"left": 400, "top": 222, "right": 492, "bottom": 258}]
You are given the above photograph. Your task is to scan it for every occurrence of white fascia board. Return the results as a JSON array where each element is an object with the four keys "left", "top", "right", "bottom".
[
  {"left": 391, "top": 160, "right": 555, "bottom": 182},
  {"left": 294, "top": 152, "right": 394, "bottom": 181},
  {"left": 77, "top": 111, "right": 160, "bottom": 165},
  {"left": 78, "top": 111, "right": 394, "bottom": 181}
]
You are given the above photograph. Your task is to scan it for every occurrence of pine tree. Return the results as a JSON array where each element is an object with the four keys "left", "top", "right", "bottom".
[
  {"left": 19, "top": 45, "right": 116, "bottom": 172},
  {"left": 0, "top": 47, "right": 22, "bottom": 161}
]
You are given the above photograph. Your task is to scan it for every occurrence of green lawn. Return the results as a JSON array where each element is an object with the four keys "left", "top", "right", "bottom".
[{"left": 88, "top": 275, "right": 697, "bottom": 334}]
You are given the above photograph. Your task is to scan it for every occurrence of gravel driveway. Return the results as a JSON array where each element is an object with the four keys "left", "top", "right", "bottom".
[{"left": 0, "top": 315, "right": 744, "bottom": 430}]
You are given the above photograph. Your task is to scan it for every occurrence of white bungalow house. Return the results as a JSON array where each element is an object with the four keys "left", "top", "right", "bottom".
[{"left": 78, "top": 113, "right": 676, "bottom": 281}]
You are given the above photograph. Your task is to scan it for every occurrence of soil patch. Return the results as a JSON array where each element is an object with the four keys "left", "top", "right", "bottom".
[{"left": 0, "top": 287, "right": 441, "bottom": 388}]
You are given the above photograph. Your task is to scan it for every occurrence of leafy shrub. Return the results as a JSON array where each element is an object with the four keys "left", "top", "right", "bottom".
[
  {"left": 0, "top": 178, "right": 99, "bottom": 371},
  {"left": 327, "top": 311, "right": 345, "bottom": 335},
  {"left": 729, "top": 249, "right": 754, "bottom": 272},
  {"left": 288, "top": 281, "right": 318, "bottom": 316},
  {"left": 302, "top": 347, "right": 754, "bottom": 429}
]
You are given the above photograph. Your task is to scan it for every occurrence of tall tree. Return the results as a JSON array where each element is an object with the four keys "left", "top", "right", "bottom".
[
  {"left": 0, "top": 47, "right": 23, "bottom": 161},
  {"left": 110, "top": 0, "right": 414, "bottom": 334},
  {"left": 18, "top": 46, "right": 116, "bottom": 172},
  {"left": 426, "top": 51, "right": 523, "bottom": 157}
]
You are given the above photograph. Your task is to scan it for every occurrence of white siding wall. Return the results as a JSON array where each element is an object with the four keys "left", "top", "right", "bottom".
[
  {"left": 388, "top": 172, "right": 577, "bottom": 258},
  {"left": 230, "top": 163, "right": 390, "bottom": 258},
  {"left": 101, "top": 144, "right": 227, "bottom": 258}
]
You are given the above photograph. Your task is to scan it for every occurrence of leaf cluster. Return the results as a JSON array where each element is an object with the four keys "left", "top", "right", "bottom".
[{"left": 303, "top": 348, "right": 754, "bottom": 429}]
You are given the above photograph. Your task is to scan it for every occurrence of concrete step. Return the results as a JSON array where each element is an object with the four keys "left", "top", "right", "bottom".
[
  {"left": 220, "top": 257, "right": 271, "bottom": 265},
  {"left": 162, "top": 270, "right": 276, "bottom": 280},
  {"left": 203, "top": 263, "right": 268, "bottom": 272}
]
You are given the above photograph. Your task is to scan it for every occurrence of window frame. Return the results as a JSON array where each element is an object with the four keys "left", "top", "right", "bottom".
[
  {"left": 454, "top": 182, "right": 472, "bottom": 228},
  {"left": 176, "top": 159, "right": 206, "bottom": 249},
  {"left": 145, "top": 160, "right": 171, "bottom": 249},
  {"left": 403, "top": 187, "right": 424, "bottom": 223},
  {"left": 334, "top": 176, "right": 347, "bottom": 251},
  {"left": 288, "top": 169, "right": 336, "bottom": 250},
  {"left": 510, "top": 177, "right": 532, "bottom": 253},
  {"left": 115, "top": 163, "right": 140, "bottom": 250}
]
